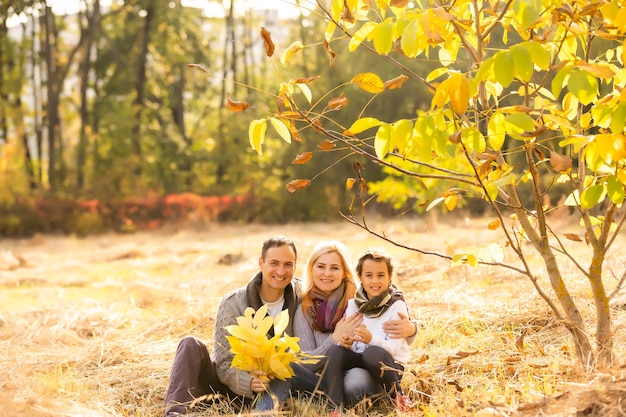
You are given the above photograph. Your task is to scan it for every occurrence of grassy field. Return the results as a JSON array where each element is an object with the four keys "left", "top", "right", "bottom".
[{"left": 2, "top": 218, "right": 626, "bottom": 417}]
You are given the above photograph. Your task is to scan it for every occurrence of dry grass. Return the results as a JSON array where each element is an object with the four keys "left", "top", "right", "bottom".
[{"left": 2, "top": 217, "right": 626, "bottom": 417}]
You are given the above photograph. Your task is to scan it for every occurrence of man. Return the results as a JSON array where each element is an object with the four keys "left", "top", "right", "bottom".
[{"left": 163, "top": 235, "right": 311, "bottom": 416}]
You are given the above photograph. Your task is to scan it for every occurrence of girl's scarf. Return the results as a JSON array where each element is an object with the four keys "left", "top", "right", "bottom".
[
  {"left": 302, "top": 280, "right": 356, "bottom": 333},
  {"left": 354, "top": 284, "right": 404, "bottom": 318}
]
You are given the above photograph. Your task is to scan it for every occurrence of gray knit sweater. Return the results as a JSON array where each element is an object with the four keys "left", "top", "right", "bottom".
[{"left": 213, "top": 271, "right": 302, "bottom": 398}]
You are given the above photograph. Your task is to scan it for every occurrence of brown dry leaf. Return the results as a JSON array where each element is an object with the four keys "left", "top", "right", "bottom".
[
  {"left": 323, "top": 39, "right": 336, "bottom": 68},
  {"left": 328, "top": 94, "right": 349, "bottom": 110},
  {"left": 261, "top": 27, "right": 275, "bottom": 57},
  {"left": 416, "top": 353, "right": 429, "bottom": 364},
  {"left": 503, "top": 355, "right": 522, "bottom": 362},
  {"left": 340, "top": 2, "right": 355, "bottom": 24},
  {"left": 449, "top": 130, "right": 462, "bottom": 144},
  {"left": 292, "top": 152, "right": 313, "bottom": 165},
  {"left": 353, "top": 161, "right": 364, "bottom": 173},
  {"left": 346, "top": 178, "right": 356, "bottom": 190},
  {"left": 384, "top": 74, "right": 409, "bottom": 90},
  {"left": 487, "top": 219, "right": 500, "bottom": 230},
  {"left": 549, "top": 150, "right": 572, "bottom": 172},
  {"left": 280, "top": 111, "right": 304, "bottom": 120},
  {"left": 564, "top": 233, "right": 583, "bottom": 242},
  {"left": 286, "top": 179, "right": 311, "bottom": 193},
  {"left": 311, "top": 118, "right": 324, "bottom": 132},
  {"left": 446, "top": 380, "right": 464, "bottom": 392},
  {"left": 515, "top": 329, "right": 527, "bottom": 351},
  {"left": 359, "top": 178, "right": 367, "bottom": 192},
  {"left": 456, "top": 350, "right": 478, "bottom": 358},
  {"left": 293, "top": 76, "right": 320, "bottom": 84},
  {"left": 390, "top": 0, "right": 408, "bottom": 6},
  {"left": 226, "top": 94, "right": 249, "bottom": 112},
  {"left": 318, "top": 139, "right": 335, "bottom": 150},
  {"left": 521, "top": 125, "right": 548, "bottom": 138},
  {"left": 476, "top": 160, "right": 492, "bottom": 180},
  {"left": 186, "top": 63, "right": 209, "bottom": 73}
]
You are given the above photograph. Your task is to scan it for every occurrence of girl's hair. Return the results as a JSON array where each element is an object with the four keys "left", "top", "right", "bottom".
[
  {"left": 303, "top": 240, "right": 357, "bottom": 295},
  {"left": 355, "top": 248, "right": 394, "bottom": 277}
]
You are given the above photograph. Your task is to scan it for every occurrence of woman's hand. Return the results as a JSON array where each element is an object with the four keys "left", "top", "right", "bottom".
[
  {"left": 332, "top": 312, "right": 362, "bottom": 343},
  {"left": 382, "top": 312, "right": 417, "bottom": 339},
  {"left": 250, "top": 370, "right": 270, "bottom": 393}
]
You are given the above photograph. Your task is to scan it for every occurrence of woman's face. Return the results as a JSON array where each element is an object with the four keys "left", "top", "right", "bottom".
[
  {"left": 312, "top": 251, "right": 345, "bottom": 294},
  {"left": 359, "top": 259, "right": 391, "bottom": 299}
]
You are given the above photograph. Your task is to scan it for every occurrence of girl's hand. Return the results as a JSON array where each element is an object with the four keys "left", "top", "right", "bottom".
[
  {"left": 250, "top": 370, "right": 270, "bottom": 393},
  {"left": 353, "top": 324, "right": 372, "bottom": 344}
]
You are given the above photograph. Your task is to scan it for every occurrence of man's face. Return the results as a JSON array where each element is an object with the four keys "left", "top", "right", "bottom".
[{"left": 259, "top": 244, "right": 296, "bottom": 294}]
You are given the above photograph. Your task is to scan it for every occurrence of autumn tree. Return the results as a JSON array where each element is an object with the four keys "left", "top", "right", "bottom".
[{"left": 243, "top": 0, "right": 626, "bottom": 368}]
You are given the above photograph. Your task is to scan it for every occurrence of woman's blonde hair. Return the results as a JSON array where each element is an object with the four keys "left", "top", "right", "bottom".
[{"left": 303, "top": 240, "right": 357, "bottom": 295}]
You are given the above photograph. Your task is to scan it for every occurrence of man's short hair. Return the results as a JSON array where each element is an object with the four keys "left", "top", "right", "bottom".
[{"left": 261, "top": 235, "right": 297, "bottom": 261}]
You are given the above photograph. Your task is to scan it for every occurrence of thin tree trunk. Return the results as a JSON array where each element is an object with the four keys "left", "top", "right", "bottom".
[
  {"left": 132, "top": 4, "right": 154, "bottom": 177},
  {"left": 76, "top": 0, "right": 100, "bottom": 192}
]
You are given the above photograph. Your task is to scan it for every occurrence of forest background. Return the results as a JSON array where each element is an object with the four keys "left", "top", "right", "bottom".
[{"left": 0, "top": 0, "right": 446, "bottom": 236}]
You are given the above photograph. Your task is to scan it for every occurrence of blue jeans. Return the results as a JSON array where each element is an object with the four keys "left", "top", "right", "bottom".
[{"left": 255, "top": 363, "right": 324, "bottom": 411}]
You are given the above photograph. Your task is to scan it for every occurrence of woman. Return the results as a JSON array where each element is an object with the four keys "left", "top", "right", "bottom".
[{"left": 293, "top": 241, "right": 417, "bottom": 404}]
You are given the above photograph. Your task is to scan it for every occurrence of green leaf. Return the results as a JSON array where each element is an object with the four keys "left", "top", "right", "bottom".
[
  {"left": 524, "top": 41, "right": 550, "bottom": 70},
  {"left": 504, "top": 113, "right": 535, "bottom": 139},
  {"left": 347, "top": 117, "right": 384, "bottom": 134},
  {"left": 607, "top": 175, "right": 625, "bottom": 205},
  {"left": 494, "top": 51, "right": 515, "bottom": 87},
  {"left": 511, "top": 45, "right": 533, "bottom": 82},
  {"left": 373, "top": 19, "right": 393, "bottom": 55},
  {"left": 269, "top": 117, "right": 291, "bottom": 144},
  {"left": 551, "top": 65, "right": 572, "bottom": 99},
  {"left": 400, "top": 18, "right": 421, "bottom": 58},
  {"left": 580, "top": 183, "right": 606, "bottom": 210},
  {"left": 390, "top": 119, "right": 413, "bottom": 154},
  {"left": 611, "top": 103, "right": 626, "bottom": 134},
  {"left": 567, "top": 69, "right": 598, "bottom": 105},
  {"left": 375, "top": 124, "right": 392, "bottom": 159},
  {"left": 461, "top": 127, "right": 486, "bottom": 153},
  {"left": 488, "top": 111, "right": 506, "bottom": 151},
  {"left": 249, "top": 119, "right": 267, "bottom": 155}
]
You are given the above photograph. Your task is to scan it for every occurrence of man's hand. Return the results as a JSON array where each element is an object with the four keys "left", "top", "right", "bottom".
[
  {"left": 382, "top": 312, "right": 417, "bottom": 339},
  {"left": 250, "top": 370, "right": 270, "bottom": 393},
  {"left": 332, "top": 312, "right": 362, "bottom": 343}
]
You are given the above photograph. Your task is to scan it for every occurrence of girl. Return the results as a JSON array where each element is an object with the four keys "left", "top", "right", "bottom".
[{"left": 322, "top": 248, "right": 413, "bottom": 413}]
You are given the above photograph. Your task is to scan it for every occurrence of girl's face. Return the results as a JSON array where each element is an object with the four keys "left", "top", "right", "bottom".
[
  {"left": 312, "top": 251, "right": 345, "bottom": 294},
  {"left": 359, "top": 259, "right": 391, "bottom": 299}
]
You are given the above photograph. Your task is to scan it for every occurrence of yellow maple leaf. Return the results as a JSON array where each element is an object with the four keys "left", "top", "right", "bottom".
[{"left": 225, "top": 305, "right": 322, "bottom": 380}]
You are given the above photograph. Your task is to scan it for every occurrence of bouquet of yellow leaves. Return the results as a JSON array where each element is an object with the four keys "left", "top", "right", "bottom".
[{"left": 225, "top": 304, "right": 318, "bottom": 381}]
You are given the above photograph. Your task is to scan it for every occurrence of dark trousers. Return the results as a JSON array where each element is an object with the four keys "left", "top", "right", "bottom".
[
  {"left": 322, "top": 344, "right": 405, "bottom": 408},
  {"left": 163, "top": 336, "right": 243, "bottom": 416}
]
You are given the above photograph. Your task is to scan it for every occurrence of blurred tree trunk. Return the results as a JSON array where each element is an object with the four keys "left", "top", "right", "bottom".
[
  {"left": 76, "top": 0, "right": 101, "bottom": 193},
  {"left": 30, "top": 15, "right": 44, "bottom": 186},
  {"left": 132, "top": 4, "right": 154, "bottom": 177}
]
